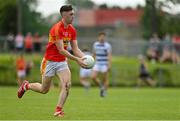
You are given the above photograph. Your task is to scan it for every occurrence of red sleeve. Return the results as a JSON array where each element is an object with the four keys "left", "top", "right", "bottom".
[
  {"left": 71, "top": 27, "right": 77, "bottom": 41},
  {"left": 55, "top": 25, "right": 63, "bottom": 41},
  {"left": 49, "top": 24, "right": 63, "bottom": 42}
]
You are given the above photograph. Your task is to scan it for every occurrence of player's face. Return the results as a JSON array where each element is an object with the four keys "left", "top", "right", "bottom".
[
  {"left": 64, "top": 10, "right": 74, "bottom": 24},
  {"left": 98, "top": 34, "right": 105, "bottom": 42}
]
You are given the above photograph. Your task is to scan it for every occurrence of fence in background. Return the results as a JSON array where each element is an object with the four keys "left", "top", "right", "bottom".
[
  {"left": 78, "top": 37, "right": 146, "bottom": 56},
  {"left": 0, "top": 36, "right": 146, "bottom": 56}
]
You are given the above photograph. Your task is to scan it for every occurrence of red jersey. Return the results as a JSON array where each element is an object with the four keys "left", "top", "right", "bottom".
[
  {"left": 25, "top": 36, "right": 33, "bottom": 49},
  {"left": 45, "top": 20, "right": 76, "bottom": 62},
  {"left": 173, "top": 36, "right": 180, "bottom": 43},
  {"left": 16, "top": 58, "right": 26, "bottom": 70}
]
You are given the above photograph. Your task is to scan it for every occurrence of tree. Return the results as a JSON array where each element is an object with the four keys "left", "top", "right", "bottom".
[
  {"left": 0, "top": 0, "right": 17, "bottom": 34},
  {"left": 111, "top": 6, "right": 122, "bottom": 9},
  {"left": 99, "top": 4, "right": 108, "bottom": 9},
  {"left": 0, "top": 0, "right": 48, "bottom": 35},
  {"left": 141, "top": 0, "right": 160, "bottom": 39},
  {"left": 136, "top": 4, "right": 144, "bottom": 10},
  {"left": 141, "top": 0, "right": 180, "bottom": 39},
  {"left": 21, "top": 0, "right": 48, "bottom": 34},
  {"left": 66, "top": 0, "right": 95, "bottom": 9}
]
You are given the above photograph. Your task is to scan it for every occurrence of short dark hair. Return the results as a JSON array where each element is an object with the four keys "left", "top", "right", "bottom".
[
  {"left": 60, "top": 5, "right": 73, "bottom": 15},
  {"left": 98, "top": 32, "right": 106, "bottom": 36}
]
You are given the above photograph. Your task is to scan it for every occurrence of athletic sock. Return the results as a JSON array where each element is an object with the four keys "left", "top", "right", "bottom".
[
  {"left": 100, "top": 86, "right": 105, "bottom": 91},
  {"left": 56, "top": 106, "right": 62, "bottom": 112},
  {"left": 23, "top": 82, "right": 29, "bottom": 91},
  {"left": 25, "top": 83, "right": 29, "bottom": 90},
  {"left": 23, "top": 84, "right": 27, "bottom": 91}
]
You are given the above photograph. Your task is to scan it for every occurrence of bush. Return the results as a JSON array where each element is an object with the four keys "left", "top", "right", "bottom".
[{"left": 0, "top": 54, "right": 180, "bottom": 87}]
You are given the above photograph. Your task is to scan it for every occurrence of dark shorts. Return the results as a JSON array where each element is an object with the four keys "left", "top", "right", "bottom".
[
  {"left": 139, "top": 73, "right": 152, "bottom": 80},
  {"left": 34, "top": 43, "right": 41, "bottom": 52}
]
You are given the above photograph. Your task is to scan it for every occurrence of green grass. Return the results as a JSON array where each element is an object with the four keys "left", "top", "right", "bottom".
[{"left": 0, "top": 86, "right": 180, "bottom": 120}]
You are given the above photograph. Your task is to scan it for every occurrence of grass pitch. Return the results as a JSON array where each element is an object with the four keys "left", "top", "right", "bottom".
[{"left": 0, "top": 86, "right": 179, "bottom": 120}]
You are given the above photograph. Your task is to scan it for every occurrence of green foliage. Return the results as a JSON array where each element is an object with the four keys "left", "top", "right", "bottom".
[
  {"left": 0, "top": 0, "right": 48, "bottom": 35},
  {"left": 66, "top": 0, "right": 95, "bottom": 9},
  {"left": 21, "top": 0, "right": 48, "bottom": 34},
  {"left": 141, "top": 0, "right": 180, "bottom": 39},
  {"left": 160, "top": 15, "right": 180, "bottom": 35},
  {"left": 99, "top": 4, "right": 108, "bottom": 9},
  {"left": 0, "top": 0, "right": 17, "bottom": 34},
  {"left": 0, "top": 54, "right": 180, "bottom": 87}
]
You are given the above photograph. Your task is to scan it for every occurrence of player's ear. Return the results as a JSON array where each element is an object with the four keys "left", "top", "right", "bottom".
[
  {"left": 61, "top": 11, "right": 66, "bottom": 17},
  {"left": 61, "top": 12, "right": 64, "bottom": 17}
]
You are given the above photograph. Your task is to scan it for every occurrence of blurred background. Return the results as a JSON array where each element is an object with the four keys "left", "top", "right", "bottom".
[{"left": 0, "top": 0, "right": 180, "bottom": 87}]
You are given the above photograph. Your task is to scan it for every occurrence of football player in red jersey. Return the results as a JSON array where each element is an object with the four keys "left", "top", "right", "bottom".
[{"left": 17, "top": 5, "right": 88, "bottom": 117}]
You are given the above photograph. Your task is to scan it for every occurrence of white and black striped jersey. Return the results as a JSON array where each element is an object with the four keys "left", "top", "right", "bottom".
[{"left": 93, "top": 41, "right": 112, "bottom": 65}]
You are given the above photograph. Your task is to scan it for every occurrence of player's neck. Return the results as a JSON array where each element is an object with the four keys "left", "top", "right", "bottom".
[
  {"left": 62, "top": 19, "right": 69, "bottom": 28},
  {"left": 99, "top": 40, "right": 105, "bottom": 43}
]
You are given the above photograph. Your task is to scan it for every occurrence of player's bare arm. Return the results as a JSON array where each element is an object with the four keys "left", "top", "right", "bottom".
[
  {"left": 55, "top": 40, "right": 78, "bottom": 61},
  {"left": 107, "top": 52, "right": 112, "bottom": 71},
  {"left": 70, "top": 40, "right": 85, "bottom": 58},
  {"left": 55, "top": 40, "right": 87, "bottom": 68}
]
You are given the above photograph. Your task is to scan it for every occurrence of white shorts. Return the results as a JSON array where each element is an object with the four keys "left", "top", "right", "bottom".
[
  {"left": 92, "top": 64, "right": 108, "bottom": 73},
  {"left": 17, "top": 70, "right": 26, "bottom": 78},
  {"left": 41, "top": 58, "right": 69, "bottom": 77},
  {"left": 80, "top": 68, "right": 92, "bottom": 78}
]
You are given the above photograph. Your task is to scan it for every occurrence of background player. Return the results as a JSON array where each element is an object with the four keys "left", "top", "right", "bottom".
[
  {"left": 17, "top": 5, "right": 88, "bottom": 117},
  {"left": 92, "top": 32, "right": 112, "bottom": 97},
  {"left": 79, "top": 48, "right": 92, "bottom": 92},
  {"left": 16, "top": 54, "right": 26, "bottom": 86},
  {"left": 137, "top": 55, "right": 156, "bottom": 87}
]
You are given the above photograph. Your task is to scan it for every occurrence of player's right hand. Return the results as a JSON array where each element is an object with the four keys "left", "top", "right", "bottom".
[{"left": 76, "top": 57, "right": 88, "bottom": 68}]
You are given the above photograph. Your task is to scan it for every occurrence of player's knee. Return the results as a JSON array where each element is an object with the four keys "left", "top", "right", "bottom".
[
  {"left": 62, "top": 82, "right": 71, "bottom": 91},
  {"left": 66, "top": 82, "right": 71, "bottom": 90}
]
